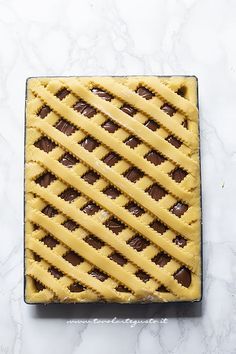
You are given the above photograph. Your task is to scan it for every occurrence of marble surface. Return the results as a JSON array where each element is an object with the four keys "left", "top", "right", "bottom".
[{"left": 0, "top": 0, "right": 236, "bottom": 353}]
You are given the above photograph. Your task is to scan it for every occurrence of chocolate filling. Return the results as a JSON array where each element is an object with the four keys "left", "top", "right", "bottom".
[
  {"left": 42, "top": 235, "right": 59, "bottom": 249},
  {"left": 116, "top": 285, "right": 130, "bottom": 293},
  {"left": 82, "top": 202, "right": 99, "bottom": 215},
  {"left": 36, "top": 172, "right": 56, "bottom": 188},
  {"left": 89, "top": 268, "right": 108, "bottom": 282},
  {"left": 55, "top": 119, "right": 76, "bottom": 136},
  {"left": 173, "top": 266, "right": 191, "bottom": 288},
  {"left": 161, "top": 103, "right": 176, "bottom": 116},
  {"left": 84, "top": 234, "right": 104, "bottom": 249},
  {"left": 109, "top": 252, "right": 127, "bottom": 266},
  {"left": 170, "top": 202, "right": 188, "bottom": 217},
  {"left": 127, "top": 235, "right": 149, "bottom": 252},
  {"left": 145, "top": 151, "right": 165, "bottom": 166},
  {"left": 171, "top": 168, "right": 187, "bottom": 183},
  {"left": 68, "top": 282, "right": 84, "bottom": 292},
  {"left": 123, "top": 167, "right": 144, "bottom": 183},
  {"left": 59, "top": 188, "right": 80, "bottom": 203},
  {"left": 42, "top": 205, "right": 58, "bottom": 217},
  {"left": 125, "top": 136, "right": 141, "bottom": 148},
  {"left": 120, "top": 104, "right": 137, "bottom": 116},
  {"left": 145, "top": 120, "right": 159, "bottom": 131},
  {"left": 102, "top": 119, "right": 119, "bottom": 133},
  {"left": 91, "top": 87, "right": 113, "bottom": 101},
  {"left": 102, "top": 152, "right": 120, "bottom": 167},
  {"left": 104, "top": 217, "right": 125, "bottom": 235},
  {"left": 38, "top": 105, "right": 51, "bottom": 118},
  {"left": 125, "top": 202, "right": 144, "bottom": 217},
  {"left": 48, "top": 266, "right": 63, "bottom": 279},
  {"left": 82, "top": 170, "right": 99, "bottom": 184},
  {"left": 157, "top": 285, "right": 169, "bottom": 293},
  {"left": 182, "top": 119, "right": 188, "bottom": 129},
  {"left": 136, "top": 86, "right": 154, "bottom": 100},
  {"left": 152, "top": 252, "right": 171, "bottom": 267},
  {"left": 56, "top": 88, "right": 70, "bottom": 100},
  {"left": 103, "top": 186, "right": 120, "bottom": 199},
  {"left": 173, "top": 235, "right": 187, "bottom": 248},
  {"left": 146, "top": 184, "right": 166, "bottom": 201},
  {"left": 34, "top": 136, "right": 56, "bottom": 153},
  {"left": 176, "top": 86, "right": 186, "bottom": 97},
  {"left": 63, "top": 219, "right": 78, "bottom": 231},
  {"left": 135, "top": 270, "right": 150, "bottom": 283},
  {"left": 166, "top": 135, "right": 182, "bottom": 148},
  {"left": 59, "top": 153, "right": 78, "bottom": 168},
  {"left": 63, "top": 251, "right": 83, "bottom": 266},
  {"left": 150, "top": 220, "right": 167, "bottom": 234},
  {"left": 34, "top": 279, "right": 45, "bottom": 292},
  {"left": 74, "top": 100, "right": 96, "bottom": 118},
  {"left": 33, "top": 253, "right": 41, "bottom": 262},
  {"left": 80, "top": 137, "right": 99, "bottom": 152}
]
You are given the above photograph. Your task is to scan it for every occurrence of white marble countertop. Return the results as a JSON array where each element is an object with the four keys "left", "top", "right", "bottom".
[{"left": 1, "top": 0, "right": 236, "bottom": 353}]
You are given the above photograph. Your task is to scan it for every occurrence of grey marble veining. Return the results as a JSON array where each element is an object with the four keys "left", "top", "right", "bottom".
[{"left": 0, "top": 0, "right": 236, "bottom": 353}]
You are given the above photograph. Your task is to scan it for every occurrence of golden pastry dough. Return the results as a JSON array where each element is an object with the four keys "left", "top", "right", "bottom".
[{"left": 25, "top": 76, "right": 201, "bottom": 303}]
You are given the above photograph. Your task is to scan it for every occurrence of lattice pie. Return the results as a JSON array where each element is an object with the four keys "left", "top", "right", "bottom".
[{"left": 25, "top": 76, "right": 202, "bottom": 303}]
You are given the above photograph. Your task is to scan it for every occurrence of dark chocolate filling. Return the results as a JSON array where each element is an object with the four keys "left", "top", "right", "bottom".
[
  {"left": 91, "top": 87, "right": 113, "bottom": 101},
  {"left": 102, "top": 152, "right": 120, "bottom": 167},
  {"left": 173, "top": 266, "right": 191, "bottom": 288},
  {"left": 109, "top": 252, "right": 127, "bottom": 266},
  {"left": 38, "top": 105, "right": 51, "bottom": 118},
  {"left": 42, "top": 235, "right": 59, "bottom": 249},
  {"left": 135, "top": 270, "right": 150, "bottom": 283},
  {"left": 170, "top": 168, "right": 187, "bottom": 183},
  {"left": 82, "top": 170, "right": 99, "bottom": 184},
  {"left": 127, "top": 235, "right": 149, "bottom": 252},
  {"left": 125, "top": 136, "right": 141, "bottom": 148},
  {"left": 166, "top": 135, "right": 182, "bottom": 148},
  {"left": 150, "top": 220, "right": 167, "bottom": 234},
  {"left": 59, "top": 153, "right": 78, "bottom": 168},
  {"left": 68, "top": 282, "right": 84, "bottom": 292},
  {"left": 55, "top": 119, "right": 76, "bottom": 136},
  {"left": 59, "top": 188, "right": 80, "bottom": 203},
  {"left": 48, "top": 266, "right": 63, "bottom": 279},
  {"left": 89, "top": 268, "right": 108, "bottom": 282},
  {"left": 42, "top": 205, "right": 58, "bottom": 217},
  {"left": 84, "top": 234, "right": 104, "bottom": 249},
  {"left": 81, "top": 202, "right": 99, "bottom": 215},
  {"left": 80, "top": 137, "right": 99, "bottom": 152},
  {"left": 145, "top": 151, "right": 165, "bottom": 166},
  {"left": 103, "top": 186, "right": 120, "bottom": 199},
  {"left": 173, "top": 235, "right": 187, "bottom": 248},
  {"left": 170, "top": 202, "right": 188, "bottom": 217},
  {"left": 104, "top": 217, "right": 125, "bottom": 235},
  {"left": 125, "top": 202, "right": 144, "bottom": 217},
  {"left": 145, "top": 120, "right": 159, "bottom": 131},
  {"left": 34, "top": 136, "right": 56, "bottom": 153},
  {"left": 63, "top": 251, "right": 83, "bottom": 266},
  {"left": 146, "top": 184, "right": 166, "bottom": 201},
  {"left": 136, "top": 86, "right": 154, "bottom": 100},
  {"left": 36, "top": 172, "right": 56, "bottom": 188},
  {"left": 74, "top": 100, "right": 96, "bottom": 118},
  {"left": 102, "top": 119, "right": 119, "bottom": 133},
  {"left": 63, "top": 219, "right": 78, "bottom": 231},
  {"left": 161, "top": 103, "right": 176, "bottom": 116},
  {"left": 123, "top": 167, "right": 144, "bottom": 183},
  {"left": 120, "top": 104, "right": 137, "bottom": 116},
  {"left": 152, "top": 252, "right": 171, "bottom": 267},
  {"left": 56, "top": 88, "right": 70, "bottom": 100}
]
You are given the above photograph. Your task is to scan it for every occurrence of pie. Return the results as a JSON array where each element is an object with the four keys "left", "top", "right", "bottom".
[{"left": 24, "top": 76, "right": 201, "bottom": 303}]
